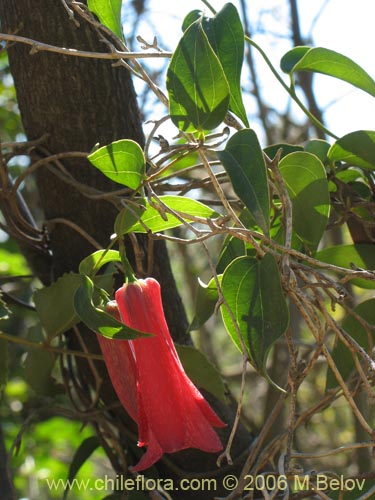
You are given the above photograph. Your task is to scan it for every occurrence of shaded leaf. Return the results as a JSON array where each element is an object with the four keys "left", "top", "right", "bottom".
[
  {"left": 182, "top": 10, "right": 203, "bottom": 31},
  {"left": 74, "top": 275, "right": 150, "bottom": 339},
  {"left": 316, "top": 244, "right": 375, "bottom": 289},
  {"left": 34, "top": 273, "right": 82, "bottom": 339},
  {"left": 115, "top": 195, "right": 218, "bottom": 235},
  {"left": 264, "top": 143, "right": 303, "bottom": 160},
  {"left": 79, "top": 250, "right": 120, "bottom": 277},
  {"left": 202, "top": 3, "right": 248, "bottom": 126},
  {"left": 24, "top": 349, "right": 58, "bottom": 396},
  {"left": 189, "top": 276, "right": 221, "bottom": 331},
  {"left": 328, "top": 130, "right": 375, "bottom": 170},
  {"left": 279, "top": 152, "right": 330, "bottom": 251},
  {"left": 218, "top": 129, "right": 270, "bottom": 234},
  {"left": 216, "top": 235, "right": 246, "bottom": 274},
  {"left": 176, "top": 344, "right": 226, "bottom": 403},
  {"left": 305, "top": 139, "right": 331, "bottom": 164},
  {"left": 87, "top": 0, "right": 123, "bottom": 40},
  {"left": 326, "top": 299, "right": 375, "bottom": 391},
  {"left": 88, "top": 139, "right": 145, "bottom": 189},
  {"left": 281, "top": 46, "right": 375, "bottom": 97},
  {"left": 221, "top": 255, "right": 289, "bottom": 373},
  {"left": 167, "top": 19, "right": 230, "bottom": 132},
  {"left": 63, "top": 436, "right": 101, "bottom": 500}
]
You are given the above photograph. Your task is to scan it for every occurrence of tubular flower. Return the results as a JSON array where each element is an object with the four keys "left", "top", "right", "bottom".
[{"left": 97, "top": 277, "right": 225, "bottom": 472}]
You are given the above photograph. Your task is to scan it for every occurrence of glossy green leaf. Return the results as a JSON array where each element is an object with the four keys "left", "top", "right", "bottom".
[
  {"left": 167, "top": 19, "right": 230, "bottom": 132},
  {"left": 63, "top": 436, "right": 101, "bottom": 500},
  {"left": 79, "top": 250, "right": 120, "bottom": 277},
  {"left": 218, "top": 129, "right": 270, "bottom": 234},
  {"left": 279, "top": 152, "right": 330, "bottom": 251},
  {"left": 316, "top": 244, "right": 375, "bottom": 289},
  {"left": 88, "top": 139, "right": 145, "bottom": 189},
  {"left": 176, "top": 344, "right": 226, "bottom": 402},
  {"left": 327, "top": 130, "right": 375, "bottom": 169},
  {"left": 221, "top": 255, "right": 289, "bottom": 373},
  {"left": 326, "top": 299, "right": 375, "bottom": 391},
  {"left": 34, "top": 273, "right": 82, "bottom": 338},
  {"left": 281, "top": 46, "right": 375, "bottom": 97},
  {"left": 87, "top": 0, "right": 123, "bottom": 40},
  {"left": 74, "top": 275, "right": 150, "bottom": 339},
  {"left": 115, "top": 195, "right": 218, "bottom": 235},
  {"left": 201, "top": 3, "right": 248, "bottom": 126},
  {"left": 189, "top": 275, "right": 221, "bottom": 331}
]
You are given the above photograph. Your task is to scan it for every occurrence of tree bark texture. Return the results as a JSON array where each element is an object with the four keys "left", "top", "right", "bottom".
[{"left": 0, "top": 1, "right": 251, "bottom": 496}]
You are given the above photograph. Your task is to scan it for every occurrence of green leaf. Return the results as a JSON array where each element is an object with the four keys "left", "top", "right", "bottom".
[
  {"left": 87, "top": 0, "right": 123, "bottom": 40},
  {"left": 115, "top": 195, "right": 218, "bottom": 235},
  {"left": 221, "top": 255, "right": 289, "bottom": 374},
  {"left": 24, "top": 349, "right": 59, "bottom": 396},
  {"left": 264, "top": 143, "right": 304, "bottom": 160},
  {"left": 176, "top": 344, "right": 226, "bottom": 403},
  {"left": 74, "top": 275, "right": 150, "bottom": 339},
  {"left": 280, "top": 46, "right": 310, "bottom": 73},
  {"left": 182, "top": 10, "right": 203, "bottom": 31},
  {"left": 189, "top": 276, "right": 221, "bottom": 331},
  {"left": 327, "top": 130, "right": 375, "bottom": 170},
  {"left": 216, "top": 235, "right": 246, "bottom": 274},
  {"left": 305, "top": 139, "right": 331, "bottom": 164},
  {"left": 279, "top": 152, "right": 330, "bottom": 251},
  {"left": 63, "top": 436, "right": 101, "bottom": 500},
  {"left": 218, "top": 129, "right": 270, "bottom": 234},
  {"left": 167, "top": 19, "right": 230, "bottom": 132},
  {"left": 79, "top": 250, "right": 120, "bottom": 277},
  {"left": 316, "top": 244, "right": 375, "bottom": 289},
  {"left": 326, "top": 299, "right": 375, "bottom": 391},
  {"left": 281, "top": 46, "right": 375, "bottom": 98},
  {"left": 88, "top": 139, "right": 145, "bottom": 189},
  {"left": 34, "top": 273, "right": 83, "bottom": 339},
  {"left": 201, "top": 3, "right": 248, "bottom": 126}
]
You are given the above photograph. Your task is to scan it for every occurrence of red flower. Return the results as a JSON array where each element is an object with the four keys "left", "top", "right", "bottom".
[{"left": 97, "top": 277, "right": 225, "bottom": 472}]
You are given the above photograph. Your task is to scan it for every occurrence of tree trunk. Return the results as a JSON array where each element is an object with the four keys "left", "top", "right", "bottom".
[{"left": 0, "top": 1, "right": 251, "bottom": 497}]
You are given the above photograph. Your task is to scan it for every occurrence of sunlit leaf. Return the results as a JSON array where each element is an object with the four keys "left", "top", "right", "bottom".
[
  {"left": 279, "top": 152, "right": 330, "bottom": 251},
  {"left": 221, "top": 255, "right": 289, "bottom": 374},
  {"left": 201, "top": 3, "right": 248, "bottom": 126},
  {"left": 87, "top": 0, "right": 124, "bottom": 40},
  {"left": 88, "top": 139, "right": 145, "bottom": 189},
  {"left": 167, "top": 19, "right": 230, "bottom": 132},
  {"left": 115, "top": 195, "right": 218, "bottom": 235},
  {"left": 328, "top": 130, "right": 375, "bottom": 170},
  {"left": 218, "top": 129, "right": 270, "bottom": 234},
  {"left": 79, "top": 250, "right": 120, "bottom": 277},
  {"left": 176, "top": 344, "right": 226, "bottom": 402},
  {"left": 281, "top": 46, "right": 375, "bottom": 97},
  {"left": 316, "top": 244, "right": 375, "bottom": 289},
  {"left": 74, "top": 275, "right": 150, "bottom": 339}
]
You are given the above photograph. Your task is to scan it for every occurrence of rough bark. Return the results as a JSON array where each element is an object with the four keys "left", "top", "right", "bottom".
[{"left": 0, "top": 1, "right": 252, "bottom": 497}]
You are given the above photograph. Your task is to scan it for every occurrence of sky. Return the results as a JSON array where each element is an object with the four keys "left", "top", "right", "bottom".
[{"left": 125, "top": 0, "right": 375, "bottom": 143}]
